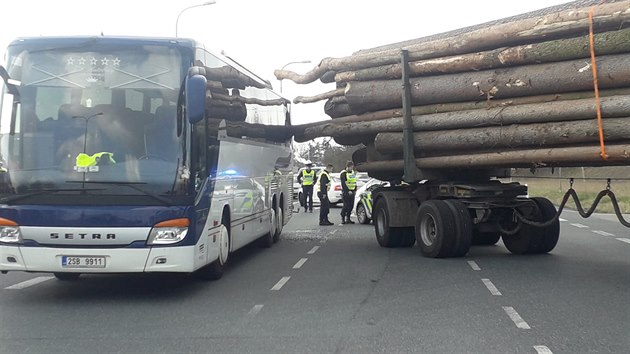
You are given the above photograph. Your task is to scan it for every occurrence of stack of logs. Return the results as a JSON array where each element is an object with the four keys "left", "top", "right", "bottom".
[{"left": 276, "top": 0, "right": 630, "bottom": 180}]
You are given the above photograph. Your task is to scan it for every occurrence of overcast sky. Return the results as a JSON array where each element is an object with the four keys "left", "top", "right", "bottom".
[{"left": 1, "top": 0, "right": 571, "bottom": 124}]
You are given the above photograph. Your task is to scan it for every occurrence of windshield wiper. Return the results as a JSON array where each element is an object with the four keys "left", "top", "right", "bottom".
[
  {"left": 65, "top": 180, "right": 173, "bottom": 206},
  {"left": 0, "top": 188, "right": 105, "bottom": 204}
]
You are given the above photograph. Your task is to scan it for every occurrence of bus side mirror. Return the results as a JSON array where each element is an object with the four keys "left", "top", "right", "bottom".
[{"left": 185, "top": 74, "right": 206, "bottom": 124}]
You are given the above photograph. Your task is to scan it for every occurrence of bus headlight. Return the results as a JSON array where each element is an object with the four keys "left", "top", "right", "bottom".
[
  {"left": 147, "top": 218, "right": 189, "bottom": 245},
  {"left": 0, "top": 218, "right": 21, "bottom": 243}
]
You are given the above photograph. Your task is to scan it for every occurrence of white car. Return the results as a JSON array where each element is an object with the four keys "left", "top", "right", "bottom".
[{"left": 354, "top": 178, "right": 390, "bottom": 224}]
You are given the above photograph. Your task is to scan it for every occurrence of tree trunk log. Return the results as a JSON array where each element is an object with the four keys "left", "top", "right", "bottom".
[
  {"left": 374, "top": 117, "right": 630, "bottom": 154},
  {"left": 335, "top": 28, "right": 630, "bottom": 83},
  {"left": 356, "top": 144, "right": 630, "bottom": 173},
  {"left": 298, "top": 95, "right": 630, "bottom": 143},
  {"left": 344, "top": 54, "right": 630, "bottom": 115},
  {"left": 293, "top": 88, "right": 345, "bottom": 104},
  {"left": 324, "top": 97, "right": 353, "bottom": 118},
  {"left": 274, "top": 1, "right": 630, "bottom": 84}
]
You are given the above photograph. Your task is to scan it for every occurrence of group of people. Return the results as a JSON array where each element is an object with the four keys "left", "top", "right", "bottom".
[{"left": 297, "top": 161, "right": 358, "bottom": 226}]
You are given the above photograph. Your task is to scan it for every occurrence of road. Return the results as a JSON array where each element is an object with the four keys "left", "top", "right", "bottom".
[{"left": 0, "top": 204, "right": 628, "bottom": 353}]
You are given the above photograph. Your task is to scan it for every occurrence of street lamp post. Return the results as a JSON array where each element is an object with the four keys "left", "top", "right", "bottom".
[
  {"left": 175, "top": 1, "right": 217, "bottom": 37},
  {"left": 279, "top": 60, "right": 311, "bottom": 93}
]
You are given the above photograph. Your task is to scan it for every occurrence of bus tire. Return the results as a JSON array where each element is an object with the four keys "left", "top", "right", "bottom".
[
  {"left": 259, "top": 209, "right": 276, "bottom": 248},
  {"left": 196, "top": 223, "right": 230, "bottom": 280},
  {"left": 54, "top": 273, "right": 80, "bottom": 281},
  {"left": 273, "top": 205, "right": 283, "bottom": 243},
  {"left": 415, "top": 200, "right": 457, "bottom": 258}
]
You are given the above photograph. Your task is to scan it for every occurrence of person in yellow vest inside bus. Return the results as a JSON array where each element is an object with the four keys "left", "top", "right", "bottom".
[
  {"left": 297, "top": 162, "right": 317, "bottom": 213},
  {"left": 340, "top": 161, "right": 357, "bottom": 224},
  {"left": 317, "top": 163, "right": 334, "bottom": 226}
]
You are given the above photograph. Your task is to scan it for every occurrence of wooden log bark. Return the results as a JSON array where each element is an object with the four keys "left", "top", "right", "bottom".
[
  {"left": 298, "top": 95, "right": 630, "bottom": 143},
  {"left": 374, "top": 117, "right": 630, "bottom": 154},
  {"left": 355, "top": 144, "right": 630, "bottom": 173},
  {"left": 335, "top": 28, "right": 630, "bottom": 83},
  {"left": 274, "top": 1, "right": 630, "bottom": 84},
  {"left": 293, "top": 88, "right": 345, "bottom": 104},
  {"left": 324, "top": 97, "right": 353, "bottom": 118},
  {"left": 344, "top": 54, "right": 630, "bottom": 115}
]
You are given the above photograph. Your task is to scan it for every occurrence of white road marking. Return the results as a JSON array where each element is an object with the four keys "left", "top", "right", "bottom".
[
  {"left": 270, "top": 276, "right": 291, "bottom": 291},
  {"left": 331, "top": 229, "right": 339, "bottom": 235},
  {"left": 293, "top": 258, "right": 308, "bottom": 269},
  {"left": 502, "top": 306, "right": 531, "bottom": 329},
  {"left": 247, "top": 304, "right": 264, "bottom": 317},
  {"left": 5, "top": 276, "right": 55, "bottom": 290},
  {"left": 592, "top": 230, "right": 615, "bottom": 237},
  {"left": 570, "top": 223, "right": 589, "bottom": 229},
  {"left": 558, "top": 218, "right": 567, "bottom": 222},
  {"left": 307, "top": 246, "right": 320, "bottom": 254},
  {"left": 294, "top": 230, "right": 318, "bottom": 233},
  {"left": 534, "top": 345, "right": 553, "bottom": 354},
  {"left": 616, "top": 238, "right": 630, "bottom": 244},
  {"left": 467, "top": 261, "right": 481, "bottom": 271},
  {"left": 481, "top": 278, "right": 502, "bottom": 296}
]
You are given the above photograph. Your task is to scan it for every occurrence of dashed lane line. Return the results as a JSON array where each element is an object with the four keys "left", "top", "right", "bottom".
[
  {"left": 570, "top": 223, "right": 589, "bottom": 229},
  {"left": 5, "top": 276, "right": 55, "bottom": 290},
  {"left": 502, "top": 306, "right": 531, "bottom": 329},
  {"left": 559, "top": 218, "right": 567, "bottom": 222},
  {"left": 616, "top": 238, "right": 630, "bottom": 244},
  {"left": 592, "top": 230, "right": 615, "bottom": 237},
  {"left": 534, "top": 345, "right": 553, "bottom": 354},
  {"left": 247, "top": 304, "right": 264, "bottom": 318},
  {"left": 293, "top": 258, "right": 308, "bottom": 269},
  {"left": 270, "top": 276, "right": 291, "bottom": 291},
  {"left": 307, "top": 246, "right": 320, "bottom": 254},
  {"left": 467, "top": 261, "right": 481, "bottom": 271},
  {"left": 481, "top": 278, "right": 502, "bottom": 296}
]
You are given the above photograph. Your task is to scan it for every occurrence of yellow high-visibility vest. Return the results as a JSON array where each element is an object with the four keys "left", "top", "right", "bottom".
[
  {"left": 301, "top": 169, "right": 315, "bottom": 186},
  {"left": 75, "top": 152, "right": 116, "bottom": 167},
  {"left": 343, "top": 170, "right": 357, "bottom": 191},
  {"left": 317, "top": 170, "right": 331, "bottom": 193}
]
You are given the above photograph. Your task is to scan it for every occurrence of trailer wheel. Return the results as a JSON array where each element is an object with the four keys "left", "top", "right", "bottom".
[
  {"left": 444, "top": 200, "right": 472, "bottom": 257},
  {"left": 373, "top": 198, "right": 401, "bottom": 247},
  {"left": 415, "top": 200, "right": 457, "bottom": 258},
  {"left": 531, "top": 197, "right": 560, "bottom": 253},
  {"left": 502, "top": 200, "right": 543, "bottom": 255},
  {"left": 356, "top": 203, "right": 370, "bottom": 224},
  {"left": 472, "top": 232, "right": 501, "bottom": 246},
  {"left": 397, "top": 228, "right": 416, "bottom": 248}
]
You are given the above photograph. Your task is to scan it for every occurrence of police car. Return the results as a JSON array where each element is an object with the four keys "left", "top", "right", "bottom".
[{"left": 354, "top": 178, "right": 389, "bottom": 224}]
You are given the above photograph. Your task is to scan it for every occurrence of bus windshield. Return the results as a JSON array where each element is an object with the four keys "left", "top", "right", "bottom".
[{"left": 0, "top": 41, "right": 188, "bottom": 203}]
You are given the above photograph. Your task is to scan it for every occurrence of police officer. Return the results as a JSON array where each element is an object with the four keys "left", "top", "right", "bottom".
[
  {"left": 317, "top": 163, "right": 334, "bottom": 226},
  {"left": 297, "top": 162, "right": 317, "bottom": 213},
  {"left": 340, "top": 161, "right": 357, "bottom": 224}
]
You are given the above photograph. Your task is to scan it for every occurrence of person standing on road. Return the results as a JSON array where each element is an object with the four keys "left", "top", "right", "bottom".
[
  {"left": 317, "top": 163, "right": 334, "bottom": 226},
  {"left": 340, "top": 161, "right": 357, "bottom": 224},
  {"left": 297, "top": 162, "right": 317, "bottom": 213}
]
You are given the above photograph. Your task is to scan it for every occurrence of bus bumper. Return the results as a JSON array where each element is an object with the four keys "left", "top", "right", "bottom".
[{"left": 0, "top": 245, "right": 198, "bottom": 273}]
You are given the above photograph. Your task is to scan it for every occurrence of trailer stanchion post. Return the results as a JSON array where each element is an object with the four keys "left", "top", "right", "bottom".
[{"left": 400, "top": 50, "right": 418, "bottom": 183}]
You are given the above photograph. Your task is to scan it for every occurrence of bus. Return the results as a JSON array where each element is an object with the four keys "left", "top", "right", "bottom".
[{"left": 0, "top": 36, "right": 293, "bottom": 280}]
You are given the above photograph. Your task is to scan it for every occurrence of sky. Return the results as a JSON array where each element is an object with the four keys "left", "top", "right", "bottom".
[{"left": 0, "top": 0, "right": 572, "bottom": 124}]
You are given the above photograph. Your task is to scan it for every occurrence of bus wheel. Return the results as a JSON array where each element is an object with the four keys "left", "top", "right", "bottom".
[
  {"left": 196, "top": 224, "right": 230, "bottom": 280},
  {"left": 415, "top": 200, "right": 457, "bottom": 258},
  {"left": 259, "top": 209, "right": 276, "bottom": 248},
  {"left": 54, "top": 273, "right": 80, "bottom": 281},
  {"left": 273, "top": 206, "right": 283, "bottom": 243}
]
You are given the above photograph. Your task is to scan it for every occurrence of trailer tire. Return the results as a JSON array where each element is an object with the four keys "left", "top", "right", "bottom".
[
  {"left": 444, "top": 200, "right": 473, "bottom": 257},
  {"left": 415, "top": 200, "right": 457, "bottom": 258},
  {"left": 472, "top": 232, "right": 501, "bottom": 246},
  {"left": 397, "top": 228, "right": 416, "bottom": 248},
  {"left": 502, "top": 200, "right": 543, "bottom": 255},
  {"left": 531, "top": 197, "right": 560, "bottom": 253},
  {"left": 373, "top": 198, "right": 401, "bottom": 248}
]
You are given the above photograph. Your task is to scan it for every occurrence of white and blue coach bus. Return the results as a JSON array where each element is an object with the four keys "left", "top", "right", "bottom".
[{"left": 0, "top": 36, "right": 293, "bottom": 280}]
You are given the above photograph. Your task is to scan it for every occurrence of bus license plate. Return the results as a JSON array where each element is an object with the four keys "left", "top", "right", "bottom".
[{"left": 62, "top": 256, "right": 106, "bottom": 268}]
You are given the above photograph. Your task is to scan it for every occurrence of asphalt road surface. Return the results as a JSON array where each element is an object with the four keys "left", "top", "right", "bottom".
[{"left": 1, "top": 204, "right": 628, "bottom": 353}]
